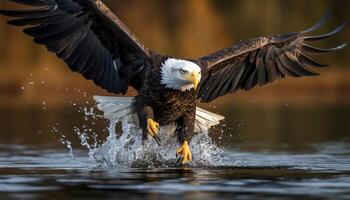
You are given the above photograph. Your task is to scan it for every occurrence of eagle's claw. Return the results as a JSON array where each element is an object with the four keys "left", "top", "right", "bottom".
[
  {"left": 176, "top": 141, "right": 192, "bottom": 165},
  {"left": 147, "top": 118, "right": 161, "bottom": 145}
]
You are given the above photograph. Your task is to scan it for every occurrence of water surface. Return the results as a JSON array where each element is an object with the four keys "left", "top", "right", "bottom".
[
  {"left": 0, "top": 142, "right": 349, "bottom": 200},
  {"left": 0, "top": 105, "right": 349, "bottom": 199}
]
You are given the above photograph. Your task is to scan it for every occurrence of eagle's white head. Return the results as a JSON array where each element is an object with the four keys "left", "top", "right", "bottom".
[{"left": 161, "top": 58, "right": 202, "bottom": 91}]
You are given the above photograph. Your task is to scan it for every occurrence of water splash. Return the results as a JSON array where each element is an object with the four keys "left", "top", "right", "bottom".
[
  {"left": 59, "top": 137, "right": 74, "bottom": 158},
  {"left": 50, "top": 98, "right": 224, "bottom": 168},
  {"left": 89, "top": 114, "right": 224, "bottom": 168}
]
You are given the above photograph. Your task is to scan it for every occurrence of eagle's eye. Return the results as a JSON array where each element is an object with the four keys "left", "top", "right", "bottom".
[{"left": 179, "top": 69, "right": 187, "bottom": 74}]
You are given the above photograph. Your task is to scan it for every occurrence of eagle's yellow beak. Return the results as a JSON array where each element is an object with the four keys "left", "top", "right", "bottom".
[{"left": 187, "top": 72, "right": 199, "bottom": 90}]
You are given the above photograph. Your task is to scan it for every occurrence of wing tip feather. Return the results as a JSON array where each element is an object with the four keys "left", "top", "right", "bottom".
[{"left": 302, "top": 10, "right": 332, "bottom": 34}]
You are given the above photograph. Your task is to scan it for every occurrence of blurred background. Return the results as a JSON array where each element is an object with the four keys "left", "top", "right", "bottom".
[{"left": 0, "top": 0, "right": 349, "bottom": 151}]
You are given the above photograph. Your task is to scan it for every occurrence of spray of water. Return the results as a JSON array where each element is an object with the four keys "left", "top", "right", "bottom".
[
  {"left": 52, "top": 103, "right": 225, "bottom": 168},
  {"left": 90, "top": 114, "right": 224, "bottom": 168}
]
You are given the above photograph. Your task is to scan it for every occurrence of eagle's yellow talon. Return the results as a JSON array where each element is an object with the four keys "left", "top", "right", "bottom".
[
  {"left": 176, "top": 141, "right": 192, "bottom": 164},
  {"left": 147, "top": 118, "right": 160, "bottom": 136}
]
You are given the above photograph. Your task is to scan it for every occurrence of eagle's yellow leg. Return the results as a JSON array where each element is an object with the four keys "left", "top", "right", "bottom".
[
  {"left": 147, "top": 118, "right": 160, "bottom": 137},
  {"left": 176, "top": 141, "right": 192, "bottom": 164}
]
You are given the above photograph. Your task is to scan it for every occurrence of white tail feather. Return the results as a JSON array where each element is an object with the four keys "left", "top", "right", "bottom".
[
  {"left": 94, "top": 96, "right": 134, "bottom": 122},
  {"left": 194, "top": 107, "right": 225, "bottom": 133},
  {"left": 93, "top": 96, "right": 224, "bottom": 132}
]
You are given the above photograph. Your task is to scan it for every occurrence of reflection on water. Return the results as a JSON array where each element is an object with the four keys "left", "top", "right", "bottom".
[
  {"left": 0, "top": 104, "right": 349, "bottom": 199},
  {"left": 0, "top": 143, "right": 349, "bottom": 200}
]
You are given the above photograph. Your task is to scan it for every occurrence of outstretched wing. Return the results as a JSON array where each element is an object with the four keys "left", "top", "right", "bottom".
[
  {"left": 197, "top": 12, "right": 346, "bottom": 103},
  {"left": 0, "top": 0, "right": 151, "bottom": 94}
]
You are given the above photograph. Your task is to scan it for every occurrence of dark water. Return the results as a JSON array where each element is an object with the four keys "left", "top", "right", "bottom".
[
  {"left": 0, "top": 104, "right": 349, "bottom": 200},
  {"left": 0, "top": 143, "right": 349, "bottom": 200}
]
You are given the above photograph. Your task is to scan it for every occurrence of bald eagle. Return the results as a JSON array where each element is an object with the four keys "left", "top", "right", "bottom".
[{"left": 0, "top": 0, "right": 346, "bottom": 164}]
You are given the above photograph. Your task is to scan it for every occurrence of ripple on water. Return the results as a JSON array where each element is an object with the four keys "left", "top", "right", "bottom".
[
  {"left": 0, "top": 142, "right": 350, "bottom": 200},
  {"left": 0, "top": 111, "right": 350, "bottom": 199}
]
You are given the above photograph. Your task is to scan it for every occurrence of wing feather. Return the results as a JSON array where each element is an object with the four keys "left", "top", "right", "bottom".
[
  {"left": 0, "top": 0, "right": 152, "bottom": 94},
  {"left": 197, "top": 13, "right": 346, "bottom": 103}
]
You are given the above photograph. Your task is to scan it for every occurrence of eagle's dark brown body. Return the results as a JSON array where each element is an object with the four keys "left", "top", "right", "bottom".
[{"left": 135, "top": 54, "right": 197, "bottom": 143}]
